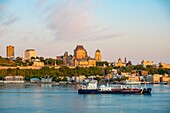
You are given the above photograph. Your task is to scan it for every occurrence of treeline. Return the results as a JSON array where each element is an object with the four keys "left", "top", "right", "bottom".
[
  {"left": 106, "top": 65, "right": 169, "bottom": 75},
  {"left": 0, "top": 56, "right": 16, "bottom": 66},
  {"left": 0, "top": 56, "right": 63, "bottom": 66},
  {"left": 0, "top": 66, "right": 103, "bottom": 81}
]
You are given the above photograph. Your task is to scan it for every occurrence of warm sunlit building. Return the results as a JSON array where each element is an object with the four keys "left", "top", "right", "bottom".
[
  {"left": 159, "top": 62, "right": 170, "bottom": 69},
  {"left": 6, "top": 45, "right": 14, "bottom": 58},
  {"left": 88, "top": 58, "right": 96, "bottom": 67},
  {"left": 33, "top": 59, "right": 44, "bottom": 67},
  {"left": 128, "top": 76, "right": 140, "bottom": 82},
  {"left": 74, "top": 45, "right": 87, "bottom": 60},
  {"left": 146, "top": 74, "right": 162, "bottom": 83},
  {"left": 114, "top": 58, "right": 126, "bottom": 67},
  {"left": 95, "top": 49, "right": 102, "bottom": 62},
  {"left": 160, "top": 74, "right": 170, "bottom": 83},
  {"left": 74, "top": 57, "right": 96, "bottom": 67},
  {"left": 141, "top": 60, "right": 154, "bottom": 67},
  {"left": 25, "top": 49, "right": 36, "bottom": 60}
]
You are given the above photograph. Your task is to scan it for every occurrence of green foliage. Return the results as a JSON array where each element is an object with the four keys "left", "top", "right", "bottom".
[
  {"left": 134, "top": 65, "right": 145, "bottom": 70},
  {"left": 96, "top": 61, "right": 108, "bottom": 66},
  {"left": 62, "top": 77, "right": 68, "bottom": 81},
  {"left": 94, "top": 77, "right": 101, "bottom": 82},
  {"left": 0, "top": 57, "right": 16, "bottom": 66},
  {"left": 0, "top": 66, "right": 104, "bottom": 80}
]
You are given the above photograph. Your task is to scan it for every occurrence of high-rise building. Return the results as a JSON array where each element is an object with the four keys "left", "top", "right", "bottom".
[
  {"left": 25, "top": 49, "right": 36, "bottom": 60},
  {"left": 74, "top": 45, "right": 87, "bottom": 60},
  {"left": 6, "top": 45, "right": 14, "bottom": 58},
  {"left": 95, "top": 49, "right": 102, "bottom": 62}
]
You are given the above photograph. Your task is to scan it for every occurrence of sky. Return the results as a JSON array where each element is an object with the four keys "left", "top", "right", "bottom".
[{"left": 0, "top": 0, "right": 170, "bottom": 64}]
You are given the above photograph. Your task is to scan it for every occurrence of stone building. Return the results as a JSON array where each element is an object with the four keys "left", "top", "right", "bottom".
[
  {"left": 74, "top": 45, "right": 87, "bottom": 60},
  {"left": 74, "top": 57, "right": 96, "bottom": 67},
  {"left": 114, "top": 58, "right": 126, "bottom": 67},
  {"left": 73, "top": 45, "right": 96, "bottom": 67},
  {"left": 33, "top": 59, "right": 44, "bottom": 67},
  {"left": 95, "top": 49, "right": 102, "bottom": 62},
  {"left": 141, "top": 60, "right": 154, "bottom": 67},
  {"left": 159, "top": 62, "right": 170, "bottom": 69}
]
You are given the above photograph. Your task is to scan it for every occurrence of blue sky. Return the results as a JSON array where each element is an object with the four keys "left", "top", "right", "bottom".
[{"left": 0, "top": 0, "right": 170, "bottom": 64}]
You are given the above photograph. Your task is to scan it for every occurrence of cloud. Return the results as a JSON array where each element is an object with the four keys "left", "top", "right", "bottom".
[
  {"left": 40, "top": 0, "right": 123, "bottom": 42},
  {"left": 0, "top": 1, "right": 18, "bottom": 37},
  {"left": 0, "top": 14, "right": 18, "bottom": 37},
  {"left": 0, "top": 4, "right": 4, "bottom": 10},
  {"left": 0, "top": 15, "right": 18, "bottom": 26}
]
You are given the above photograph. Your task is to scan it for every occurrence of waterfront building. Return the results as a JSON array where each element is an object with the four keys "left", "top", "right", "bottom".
[
  {"left": 159, "top": 62, "right": 170, "bottom": 69},
  {"left": 146, "top": 74, "right": 162, "bottom": 83},
  {"left": 33, "top": 59, "right": 44, "bottom": 67},
  {"left": 114, "top": 58, "right": 126, "bottom": 67},
  {"left": 141, "top": 60, "right": 154, "bottom": 67},
  {"left": 105, "top": 74, "right": 112, "bottom": 80},
  {"left": 6, "top": 45, "right": 14, "bottom": 58},
  {"left": 4, "top": 76, "right": 24, "bottom": 83},
  {"left": 30, "top": 78, "right": 40, "bottom": 83},
  {"left": 73, "top": 75, "right": 86, "bottom": 83},
  {"left": 74, "top": 45, "right": 87, "bottom": 60},
  {"left": 95, "top": 49, "right": 102, "bottom": 62},
  {"left": 25, "top": 49, "right": 36, "bottom": 60},
  {"left": 160, "top": 74, "right": 170, "bottom": 83},
  {"left": 121, "top": 72, "right": 131, "bottom": 77},
  {"left": 41, "top": 75, "right": 53, "bottom": 83},
  {"left": 128, "top": 76, "right": 140, "bottom": 82}
]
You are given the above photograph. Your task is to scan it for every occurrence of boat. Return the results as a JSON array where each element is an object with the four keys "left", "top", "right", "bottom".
[
  {"left": 78, "top": 79, "right": 152, "bottom": 94},
  {"left": 124, "top": 80, "right": 141, "bottom": 85}
]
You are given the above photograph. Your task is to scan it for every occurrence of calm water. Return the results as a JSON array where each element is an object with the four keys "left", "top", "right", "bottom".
[{"left": 0, "top": 84, "right": 170, "bottom": 113}]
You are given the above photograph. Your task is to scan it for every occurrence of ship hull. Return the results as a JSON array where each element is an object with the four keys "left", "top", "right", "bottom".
[{"left": 78, "top": 88, "right": 152, "bottom": 95}]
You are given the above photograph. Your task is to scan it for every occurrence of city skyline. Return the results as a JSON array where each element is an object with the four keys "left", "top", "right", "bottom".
[{"left": 0, "top": 0, "right": 170, "bottom": 64}]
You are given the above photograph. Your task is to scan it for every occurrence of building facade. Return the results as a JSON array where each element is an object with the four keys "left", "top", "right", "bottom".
[
  {"left": 141, "top": 60, "right": 154, "bottom": 67},
  {"left": 74, "top": 45, "right": 87, "bottom": 60},
  {"left": 95, "top": 49, "right": 102, "bottom": 62},
  {"left": 73, "top": 45, "right": 96, "bottom": 67},
  {"left": 159, "top": 62, "right": 170, "bottom": 69},
  {"left": 114, "top": 58, "right": 126, "bottom": 67},
  {"left": 6, "top": 45, "right": 14, "bottom": 58},
  {"left": 33, "top": 59, "right": 44, "bottom": 67},
  {"left": 25, "top": 49, "right": 36, "bottom": 60},
  {"left": 74, "top": 57, "right": 96, "bottom": 67},
  {"left": 146, "top": 74, "right": 163, "bottom": 83}
]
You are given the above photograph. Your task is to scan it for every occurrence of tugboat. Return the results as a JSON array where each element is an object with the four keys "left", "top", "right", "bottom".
[{"left": 78, "top": 79, "right": 152, "bottom": 94}]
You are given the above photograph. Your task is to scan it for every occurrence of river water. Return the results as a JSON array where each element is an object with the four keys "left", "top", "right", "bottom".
[{"left": 0, "top": 84, "right": 169, "bottom": 113}]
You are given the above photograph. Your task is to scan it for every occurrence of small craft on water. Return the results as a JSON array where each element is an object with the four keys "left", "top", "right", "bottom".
[{"left": 78, "top": 79, "right": 152, "bottom": 95}]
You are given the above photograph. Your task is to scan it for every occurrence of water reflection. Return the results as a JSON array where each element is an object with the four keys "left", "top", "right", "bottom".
[{"left": 0, "top": 84, "right": 169, "bottom": 113}]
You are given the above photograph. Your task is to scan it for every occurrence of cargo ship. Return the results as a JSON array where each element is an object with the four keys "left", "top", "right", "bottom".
[{"left": 78, "top": 79, "right": 152, "bottom": 94}]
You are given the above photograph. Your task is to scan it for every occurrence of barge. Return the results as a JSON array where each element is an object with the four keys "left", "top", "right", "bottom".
[{"left": 78, "top": 79, "right": 152, "bottom": 94}]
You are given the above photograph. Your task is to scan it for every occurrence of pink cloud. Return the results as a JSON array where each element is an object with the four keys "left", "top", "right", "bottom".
[
  {"left": 40, "top": 0, "right": 124, "bottom": 42},
  {"left": 0, "top": 4, "right": 4, "bottom": 10}
]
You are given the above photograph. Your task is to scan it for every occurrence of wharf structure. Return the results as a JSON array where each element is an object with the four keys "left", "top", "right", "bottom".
[{"left": 4, "top": 76, "right": 24, "bottom": 83}]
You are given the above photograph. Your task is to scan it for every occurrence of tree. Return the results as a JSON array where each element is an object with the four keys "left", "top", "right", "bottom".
[{"left": 134, "top": 65, "right": 145, "bottom": 70}]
